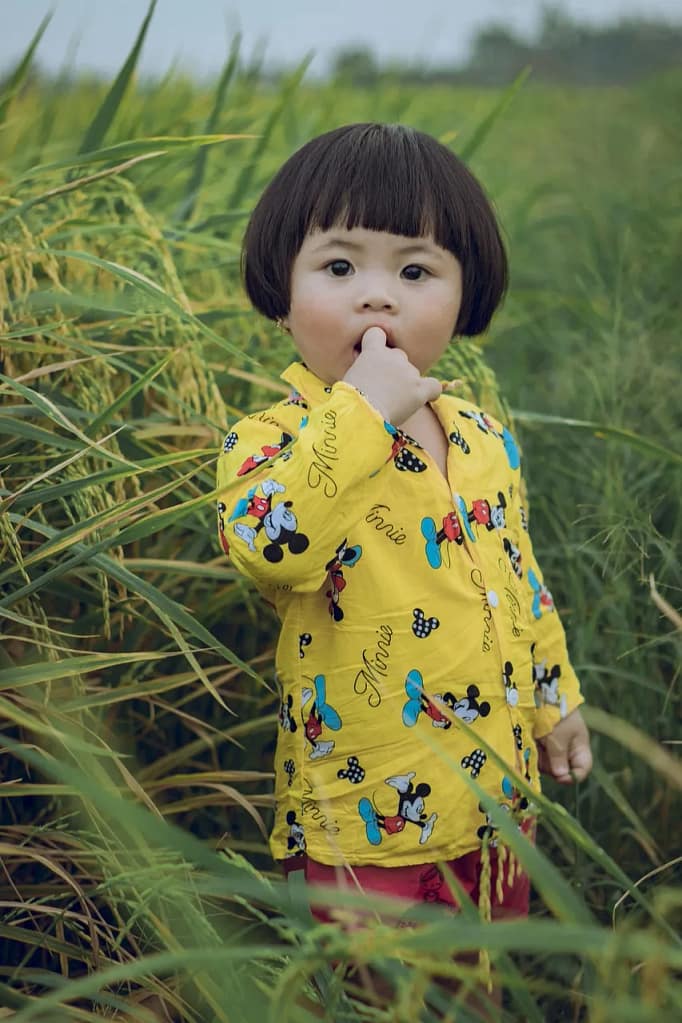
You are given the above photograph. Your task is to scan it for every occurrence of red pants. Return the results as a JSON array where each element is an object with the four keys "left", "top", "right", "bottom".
[{"left": 285, "top": 843, "right": 530, "bottom": 924}]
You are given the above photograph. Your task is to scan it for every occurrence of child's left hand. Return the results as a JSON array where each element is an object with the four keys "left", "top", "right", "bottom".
[{"left": 536, "top": 708, "right": 592, "bottom": 784}]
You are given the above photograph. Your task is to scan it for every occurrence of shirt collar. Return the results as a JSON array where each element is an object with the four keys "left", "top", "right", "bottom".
[
  {"left": 280, "top": 363, "right": 336, "bottom": 407},
  {"left": 279, "top": 361, "right": 461, "bottom": 426}
]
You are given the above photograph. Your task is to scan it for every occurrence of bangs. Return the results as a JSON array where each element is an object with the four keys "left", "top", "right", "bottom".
[{"left": 303, "top": 126, "right": 444, "bottom": 242}]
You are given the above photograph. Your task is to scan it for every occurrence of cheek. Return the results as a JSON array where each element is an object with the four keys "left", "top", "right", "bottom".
[
  {"left": 437, "top": 291, "right": 462, "bottom": 329},
  {"left": 290, "top": 298, "right": 343, "bottom": 343},
  {"left": 290, "top": 288, "right": 342, "bottom": 335}
]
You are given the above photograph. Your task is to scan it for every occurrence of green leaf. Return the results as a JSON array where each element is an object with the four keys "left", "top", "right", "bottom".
[
  {"left": 584, "top": 706, "right": 682, "bottom": 792},
  {"left": 0, "top": 650, "right": 174, "bottom": 691},
  {"left": 176, "top": 34, "right": 242, "bottom": 224},
  {"left": 457, "top": 65, "right": 532, "bottom": 162},
  {"left": 592, "top": 763, "right": 661, "bottom": 861},
  {"left": 0, "top": 12, "right": 51, "bottom": 125},
  {"left": 0, "top": 415, "right": 82, "bottom": 452},
  {"left": 78, "top": 0, "right": 158, "bottom": 156},
  {"left": 511, "top": 409, "right": 682, "bottom": 464},
  {"left": 0, "top": 694, "right": 125, "bottom": 756},
  {"left": 227, "top": 54, "right": 312, "bottom": 209},
  {"left": 2, "top": 425, "right": 127, "bottom": 510},
  {"left": 0, "top": 374, "right": 137, "bottom": 470},
  {"left": 9, "top": 449, "right": 215, "bottom": 511},
  {"left": 123, "top": 559, "right": 238, "bottom": 581},
  {"left": 87, "top": 354, "right": 171, "bottom": 435},
  {"left": 15, "top": 133, "right": 252, "bottom": 184}
]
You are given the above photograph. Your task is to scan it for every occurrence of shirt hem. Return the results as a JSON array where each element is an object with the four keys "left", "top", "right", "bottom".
[{"left": 272, "top": 834, "right": 532, "bottom": 870}]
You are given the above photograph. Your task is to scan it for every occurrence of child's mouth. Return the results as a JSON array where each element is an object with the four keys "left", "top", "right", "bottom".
[{"left": 353, "top": 329, "right": 396, "bottom": 354}]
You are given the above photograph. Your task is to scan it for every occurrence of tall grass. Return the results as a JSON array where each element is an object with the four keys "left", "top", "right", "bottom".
[{"left": 0, "top": 17, "right": 680, "bottom": 1022}]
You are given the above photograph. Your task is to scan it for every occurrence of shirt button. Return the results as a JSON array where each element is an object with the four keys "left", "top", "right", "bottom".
[{"left": 487, "top": 589, "right": 499, "bottom": 608}]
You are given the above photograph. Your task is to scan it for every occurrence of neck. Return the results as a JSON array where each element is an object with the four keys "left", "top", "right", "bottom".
[{"left": 399, "top": 404, "right": 434, "bottom": 435}]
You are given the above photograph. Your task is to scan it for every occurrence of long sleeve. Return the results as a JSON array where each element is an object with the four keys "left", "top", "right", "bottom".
[
  {"left": 508, "top": 465, "right": 584, "bottom": 739},
  {"left": 216, "top": 380, "right": 394, "bottom": 596}
]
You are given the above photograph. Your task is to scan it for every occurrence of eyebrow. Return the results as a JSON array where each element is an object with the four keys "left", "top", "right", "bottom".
[{"left": 310, "top": 236, "right": 442, "bottom": 258}]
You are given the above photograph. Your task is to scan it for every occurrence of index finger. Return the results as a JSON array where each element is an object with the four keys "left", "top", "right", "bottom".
[
  {"left": 360, "top": 326, "right": 388, "bottom": 350},
  {"left": 419, "top": 375, "right": 443, "bottom": 404}
]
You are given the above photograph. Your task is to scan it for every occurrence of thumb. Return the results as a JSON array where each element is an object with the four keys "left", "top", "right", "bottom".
[
  {"left": 537, "top": 733, "right": 571, "bottom": 784},
  {"left": 360, "top": 326, "right": 387, "bottom": 351}
]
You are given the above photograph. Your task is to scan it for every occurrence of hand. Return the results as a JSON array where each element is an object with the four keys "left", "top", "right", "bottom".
[
  {"left": 342, "top": 327, "right": 442, "bottom": 425},
  {"left": 536, "top": 708, "right": 592, "bottom": 784}
]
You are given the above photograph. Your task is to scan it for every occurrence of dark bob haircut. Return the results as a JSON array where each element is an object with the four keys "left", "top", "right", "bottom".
[{"left": 242, "top": 123, "right": 508, "bottom": 337}]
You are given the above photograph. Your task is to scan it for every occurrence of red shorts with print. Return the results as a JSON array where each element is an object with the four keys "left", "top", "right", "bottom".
[{"left": 284, "top": 839, "right": 531, "bottom": 924}]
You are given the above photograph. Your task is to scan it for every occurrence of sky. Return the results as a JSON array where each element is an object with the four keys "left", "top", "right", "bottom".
[{"left": 3, "top": 0, "right": 682, "bottom": 78}]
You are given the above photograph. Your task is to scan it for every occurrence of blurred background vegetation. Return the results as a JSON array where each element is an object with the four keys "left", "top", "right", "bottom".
[
  {"left": 333, "top": 7, "right": 682, "bottom": 85},
  {"left": 0, "top": 3, "right": 680, "bottom": 1021}
]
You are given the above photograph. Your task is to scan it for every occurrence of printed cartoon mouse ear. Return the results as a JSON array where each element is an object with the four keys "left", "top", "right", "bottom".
[
  {"left": 262, "top": 543, "right": 284, "bottom": 563},
  {"left": 358, "top": 798, "right": 382, "bottom": 846},
  {"left": 287, "top": 533, "right": 310, "bottom": 555},
  {"left": 501, "top": 427, "right": 521, "bottom": 469},
  {"left": 229, "top": 496, "right": 250, "bottom": 521}
]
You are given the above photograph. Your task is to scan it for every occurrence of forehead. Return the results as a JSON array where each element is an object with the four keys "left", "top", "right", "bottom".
[{"left": 301, "top": 226, "right": 449, "bottom": 258}]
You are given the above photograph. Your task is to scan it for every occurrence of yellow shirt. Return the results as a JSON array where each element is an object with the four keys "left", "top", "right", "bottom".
[{"left": 216, "top": 363, "right": 583, "bottom": 867}]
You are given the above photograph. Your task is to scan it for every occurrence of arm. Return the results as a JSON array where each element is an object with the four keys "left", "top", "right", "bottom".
[
  {"left": 216, "top": 381, "right": 393, "bottom": 594},
  {"left": 217, "top": 329, "right": 444, "bottom": 595},
  {"left": 508, "top": 464, "right": 592, "bottom": 781}
]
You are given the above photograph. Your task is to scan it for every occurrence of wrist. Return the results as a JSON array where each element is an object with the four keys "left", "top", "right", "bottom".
[{"left": 341, "top": 375, "right": 393, "bottom": 421}]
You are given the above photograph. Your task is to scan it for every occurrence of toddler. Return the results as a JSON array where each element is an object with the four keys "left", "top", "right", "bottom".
[{"left": 216, "top": 123, "right": 592, "bottom": 926}]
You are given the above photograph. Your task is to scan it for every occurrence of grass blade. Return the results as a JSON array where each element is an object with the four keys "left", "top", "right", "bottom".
[
  {"left": 8, "top": 449, "right": 215, "bottom": 511},
  {"left": 87, "top": 354, "right": 171, "bottom": 435},
  {"left": 0, "top": 651, "right": 175, "bottom": 691},
  {"left": 511, "top": 409, "right": 682, "bottom": 464},
  {"left": 2, "top": 513, "right": 263, "bottom": 685},
  {"left": 0, "top": 12, "right": 52, "bottom": 125},
  {"left": 176, "top": 34, "right": 242, "bottom": 224},
  {"left": 0, "top": 374, "right": 138, "bottom": 470},
  {"left": 23, "top": 249, "right": 259, "bottom": 366},
  {"left": 227, "top": 53, "right": 312, "bottom": 210},
  {"left": 14, "top": 133, "right": 253, "bottom": 186},
  {"left": 458, "top": 65, "right": 532, "bottom": 162},
  {"left": 78, "top": 0, "right": 157, "bottom": 155}
]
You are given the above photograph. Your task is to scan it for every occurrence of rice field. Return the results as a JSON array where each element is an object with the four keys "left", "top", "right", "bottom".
[{"left": 0, "top": 11, "right": 681, "bottom": 1023}]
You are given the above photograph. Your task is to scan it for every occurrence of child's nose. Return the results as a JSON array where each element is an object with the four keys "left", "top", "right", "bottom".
[
  {"left": 356, "top": 280, "right": 397, "bottom": 311},
  {"left": 362, "top": 297, "right": 395, "bottom": 310}
]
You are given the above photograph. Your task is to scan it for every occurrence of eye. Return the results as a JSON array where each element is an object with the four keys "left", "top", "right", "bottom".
[
  {"left": 325, "top": 259, "right": 353, "bottom": 277},
  {"left": 402, "top": 264, "right": 429, "bottom": 281}
]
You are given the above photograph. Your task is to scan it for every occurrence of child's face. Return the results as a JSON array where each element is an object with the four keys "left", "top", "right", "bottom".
[{"left": 283, "top": 227, "right": 462, "bottom": 384}]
